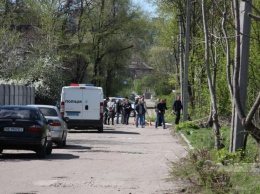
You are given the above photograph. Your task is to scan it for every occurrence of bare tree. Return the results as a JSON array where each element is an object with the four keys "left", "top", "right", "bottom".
[{"left": 202, "top": 0, "right": 221, "bottom": 150}]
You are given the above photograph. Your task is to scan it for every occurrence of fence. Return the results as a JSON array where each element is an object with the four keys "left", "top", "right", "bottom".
[{"left": 0, "top": 84, "right": 35, "bottom": 105}]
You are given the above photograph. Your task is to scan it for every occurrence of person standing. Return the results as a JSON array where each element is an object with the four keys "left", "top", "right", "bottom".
[
  {"left": 107, "top": 98, "right": 115, "bottom": 125},
  {"left": 121, "top": 97, "right": 128, "bottom": 124},
  {"left": 103, "top": 97, "right": 109, "bottom": 125},
  {"left": 115, "top": 99, "right": 122, "bottom": 124},
  {"left": 155, "top": 99, "right": 166, "bottom": 129},
  {"left": 135, "top": 99, "right": 146, "bottom": 128},
  {"left": 140, "top": 96, "right": 147, "bottom": 126},
  {"left": 133, "top": 97, "right": 139, "bottom": 125},
  {"left": 173, "top": 95, "right": 183, "bottom": 125},
  {"left": 123, "top": 98, "right": 132, "bottom": 125}
]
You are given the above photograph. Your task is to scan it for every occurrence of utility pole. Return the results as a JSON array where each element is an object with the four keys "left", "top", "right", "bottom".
[{"left": 183, "top": 0, "right": 191, "bottom": 121}]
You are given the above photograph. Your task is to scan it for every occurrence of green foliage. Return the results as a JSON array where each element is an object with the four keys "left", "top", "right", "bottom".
[
  {"left": 172, "top": 123, "right": 260, "bottom": 193},
  {"left": 154, "top": 80, "right": 173, "bottom": 95},
  {"left": 175, "top": 121, "right": 200, "bottom": 131},
  {"left": 169, "top": 148, "right": 232, "bottom": 194},
  {"left": 134, "top": 79, "right": 144, "bottom": 95},
  {"left": 215, "top": 149, "right": 241, "bottom": 165}
]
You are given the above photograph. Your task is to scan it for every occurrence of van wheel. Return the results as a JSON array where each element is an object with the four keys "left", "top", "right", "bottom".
[{"left": 98, "top": 126, "right": 103, "bottom": 133}]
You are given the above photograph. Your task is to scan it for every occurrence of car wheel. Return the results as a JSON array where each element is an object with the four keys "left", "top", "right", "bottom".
[
  {"left": 56, "top": 140, "right": 63, "bottom": 148},
  {"left": 46, "top": 141, "right": 52, "bottom": 155},
  {"left": 37, "top": 139, "right": 46, "bottom": 158},
  {"left": 98, "top": 126, "right": 103, "bottom": 133}
]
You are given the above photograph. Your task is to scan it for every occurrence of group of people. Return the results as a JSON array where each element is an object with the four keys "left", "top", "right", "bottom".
[
  {"left": 103, "top": 95, "right": 183, "bottom": 128},
  {"left": 103, "top": 96, "right": 147, "bottom": 127},
  {"left": 154, "top": 95, "right": 183, "bottom": 129}
]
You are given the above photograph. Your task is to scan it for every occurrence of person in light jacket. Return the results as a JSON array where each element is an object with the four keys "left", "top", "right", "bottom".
[{"left": 107, "top": 98, "right": 115, "bottom": 125}]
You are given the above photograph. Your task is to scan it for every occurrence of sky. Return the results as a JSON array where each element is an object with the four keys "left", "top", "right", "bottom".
[{"left": 131, "top": 0, "right": 157, "bottom": 16}]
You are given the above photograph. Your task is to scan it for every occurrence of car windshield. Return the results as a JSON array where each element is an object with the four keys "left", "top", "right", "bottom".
[
  {"left": 0, "top": 108, "right": 39, "bottom": 120},
  {"left": 39, "top": 107, "right": 58, "bottom": 117}
]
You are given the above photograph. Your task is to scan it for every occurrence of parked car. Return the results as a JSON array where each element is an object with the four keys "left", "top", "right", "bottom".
[
  {"left": 107, "top": 97, "right": 136, "bottom": 117},
  {"left": 28, "top": 105, "right": 68, "bottom": 148},
  {"left": 129, "top": 99, "right": 136, "bottom": 117},
  {"left": 0, "top": 105, "right": 52, "bottom": 158}
]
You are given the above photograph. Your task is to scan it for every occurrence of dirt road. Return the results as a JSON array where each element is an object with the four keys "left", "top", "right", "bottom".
[{"left": 0, "top": 101, "right": 187, "bottom": 194}]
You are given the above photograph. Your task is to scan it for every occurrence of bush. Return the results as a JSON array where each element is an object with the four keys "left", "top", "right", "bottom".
[
  {"left": 215, "top": 148, "right": 241, "bottom": 165},
  {"left": 172, "top": 125, "right": 260, "bottom": 193},
  {"left": 175, "top": 121, "right": 200, "bottom": 131},
  {"left": 169, "top": 148, "right": 232, "bottom": 194}
]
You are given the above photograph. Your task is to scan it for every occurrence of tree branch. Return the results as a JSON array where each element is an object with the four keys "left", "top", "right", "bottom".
[{"left": 248, "top": 13, "right": 260, "bottom": 21}]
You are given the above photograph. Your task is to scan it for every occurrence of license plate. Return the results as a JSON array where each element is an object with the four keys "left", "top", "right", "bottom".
[
  {"left": 4, "top": 127, "right": 24, "bottom": 132},
  {"left": 67, "top": 112, "right": 80, "bottom": 116}
]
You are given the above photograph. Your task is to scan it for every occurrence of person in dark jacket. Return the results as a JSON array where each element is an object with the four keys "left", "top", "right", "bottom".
[
  {"left": 173, "top": 95, "right": 183, "bottom": 124},
  {"left": 115, "top": 100, "right": 122, "bottom": 124},
  {"left": 158, "top": 98, "right": 167, "bottom": 126},
  {"left": 123, "top": 98, "right": 132, "bottom": 125},
  {"left": 135, "top": 99, "right": 146, "bottom": 128},
  {"left": 155, "top": 99, "right": 166, "bottom": 129}
]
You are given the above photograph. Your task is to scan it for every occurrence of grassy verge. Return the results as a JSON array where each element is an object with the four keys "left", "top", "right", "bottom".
[{"left": 170, "top": 121, "right": 260, "bottom": 194}]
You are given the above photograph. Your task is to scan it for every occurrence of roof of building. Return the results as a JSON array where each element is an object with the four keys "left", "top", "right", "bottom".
[{"left": 129, "top": 62, "right": 153, "bottom": 70}]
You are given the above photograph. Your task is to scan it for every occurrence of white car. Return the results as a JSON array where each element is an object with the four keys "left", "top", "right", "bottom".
[{"left": 28, "top": 105, "right": 68, "bottom": 148}]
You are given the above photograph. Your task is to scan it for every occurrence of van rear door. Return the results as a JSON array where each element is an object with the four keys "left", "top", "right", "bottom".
[
  {"left": 63, "top": 87, "right": 83, "bottom": 120},
  {"left": 81, "top": 88, "right": 101, "bottom": 120}
]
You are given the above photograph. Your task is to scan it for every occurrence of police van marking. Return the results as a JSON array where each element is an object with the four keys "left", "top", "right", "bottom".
[{"left": 65, "top": 100, "right": 82, "bottom": 103}]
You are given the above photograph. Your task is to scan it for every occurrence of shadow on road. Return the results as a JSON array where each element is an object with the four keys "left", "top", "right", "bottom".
[
  {"left": 0, "top": 152, "right": 79, "bottom": 161},
  {"left": 68, "top": 129, "right": 140, "bottom": 135},
  {"left": 54, "top": 144, "right": 92, "bottom": 150},
  {"left": 103, "top": 130, "right": 140, "bottom": 135}
]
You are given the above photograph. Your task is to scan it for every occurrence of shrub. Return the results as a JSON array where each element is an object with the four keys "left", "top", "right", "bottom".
[
  {"left": 215, "top": 148, "right": 241, "bottom": 165},
  {"left": 175, "top": 121, "right": 200, "bottom": 131}
]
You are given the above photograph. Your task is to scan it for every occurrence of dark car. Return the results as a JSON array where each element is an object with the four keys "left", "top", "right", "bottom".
[{"left": 0, "top": 105, "right": 52, "bottom": 158}]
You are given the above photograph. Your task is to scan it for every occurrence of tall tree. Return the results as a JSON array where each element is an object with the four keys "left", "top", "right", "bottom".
[{"left": 201, "top": 0, "right": 221, "bottom": 150}]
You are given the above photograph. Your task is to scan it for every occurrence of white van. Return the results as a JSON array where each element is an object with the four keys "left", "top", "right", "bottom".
[{"left": 60, "top": 84, "right": 104, "bottom": 132}]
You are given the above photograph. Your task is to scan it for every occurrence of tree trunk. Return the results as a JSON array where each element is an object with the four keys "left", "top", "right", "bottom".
[
  {"left": 202, "top": 0, "right": 220, "bottom": 150},
  {"left": 230, "top": 0, "right": 252, "bottom": 152},
  {"left": 183, "top": 0, "right": 191, "bottom": 121}
]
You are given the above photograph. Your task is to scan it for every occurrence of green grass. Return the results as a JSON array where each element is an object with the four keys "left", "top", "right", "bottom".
[
  {"left": 170, "top": 122, "right": 260, "bottom": 193},
  {"left": 177, "top": 124, "right": 258, "bottom": 162}
]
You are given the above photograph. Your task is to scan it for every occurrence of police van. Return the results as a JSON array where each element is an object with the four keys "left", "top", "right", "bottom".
[{"left": 60, "top": 84, "right": 104, "bottom": 132}]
